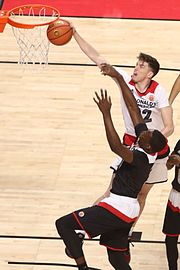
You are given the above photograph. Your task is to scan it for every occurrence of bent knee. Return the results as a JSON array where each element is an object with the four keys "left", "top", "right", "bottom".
[{"left": 55, "top": 217, "right": 66, "bottom": 235}]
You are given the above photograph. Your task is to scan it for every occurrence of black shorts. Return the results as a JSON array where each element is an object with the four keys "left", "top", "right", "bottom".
[
  {"left": 162, "top": 200, "right": 180, "bottom": 236},
  {"left": 73, "top": 205, "right": 133, "bottom": 251}
]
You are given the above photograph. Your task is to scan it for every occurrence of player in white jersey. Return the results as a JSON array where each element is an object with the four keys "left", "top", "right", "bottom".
[
  {"left": 114, "top": 67, "right": 169, "bottom": 137},
  {"left": 71, "top": 26, "right": 174, "bottom": 233}
]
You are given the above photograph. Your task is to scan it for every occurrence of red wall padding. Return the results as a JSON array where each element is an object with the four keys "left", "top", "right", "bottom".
[{"left": 2, "top": 0, "right": 180, "bottom": 20}]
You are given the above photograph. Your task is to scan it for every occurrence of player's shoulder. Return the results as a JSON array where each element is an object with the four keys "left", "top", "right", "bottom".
[
  {"left": 133, "top": 147, "right": 157, "bottom": 165},
  {"left": 152, "top": 80, "right": 167, "bottom": 93},
  {"left": 131, "top": 148, "right": 151, "bottom": 168},
  {"left": 150, "top": 80, "right": 169, "bottom": 103}
]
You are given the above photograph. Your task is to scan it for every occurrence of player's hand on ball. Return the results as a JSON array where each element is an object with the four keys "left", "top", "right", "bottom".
[{"left": 69, "top": 21, "right": 76, "bottom": 34}]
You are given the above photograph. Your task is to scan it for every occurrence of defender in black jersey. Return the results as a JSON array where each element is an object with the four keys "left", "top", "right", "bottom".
[
  {"left": 163, "top": 139, "right": 180, "bottom": 270},
  {"left": 55, "top": 76, "right": 167, "bottom": 270}
]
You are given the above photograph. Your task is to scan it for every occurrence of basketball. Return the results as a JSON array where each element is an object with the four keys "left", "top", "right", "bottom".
[{"left": 47, "top": 19, "right": 73, "bottom": 46}]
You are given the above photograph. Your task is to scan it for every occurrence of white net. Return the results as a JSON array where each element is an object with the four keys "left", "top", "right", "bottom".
[
  {"left": 9, "top": 5, "right": 60, "bottom": 68},
  {"left": 12, "top": 25, "right": 50, "bottom": 67}
]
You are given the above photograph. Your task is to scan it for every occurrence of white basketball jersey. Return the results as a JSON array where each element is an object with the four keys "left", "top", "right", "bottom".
[{"left": 114, "top": 68, "right": 169, "bottom": 136}]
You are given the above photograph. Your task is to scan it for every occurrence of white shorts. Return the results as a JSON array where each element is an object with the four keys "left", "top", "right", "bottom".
[
  {"left": 168, "top": 188, "right": 180, "bottom": 208},
  {"left": 100, "top": 192, "right": 140, "bottom": 219},
  {"left": 145, "top": 157, "right": 168, "bottom": 184}
]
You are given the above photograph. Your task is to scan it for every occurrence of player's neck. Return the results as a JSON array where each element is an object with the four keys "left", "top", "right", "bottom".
[{"left": 135, "top": 79, "right": 151, "bottom": 93}]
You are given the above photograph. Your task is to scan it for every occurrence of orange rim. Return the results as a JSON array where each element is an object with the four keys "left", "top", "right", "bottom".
[{"left": 6, "top": 4, "right": 60, "bottom": 29}]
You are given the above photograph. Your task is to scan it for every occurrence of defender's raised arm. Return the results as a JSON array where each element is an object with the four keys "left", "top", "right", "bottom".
[
  {"left": 101, "top": 64, "right": 144, "bottom": 127},
  {"left": 93, "top": 89, "right": 134, "bottom": 163}
]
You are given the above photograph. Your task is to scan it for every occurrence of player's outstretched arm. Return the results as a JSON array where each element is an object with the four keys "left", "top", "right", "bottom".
[
  {"left": 169, "top": 74, "right": 180, "bottom": 105},
  {"left": 94, "top": 89, "right": 133, "bottom": 163},
  {"left": 73, "top": 28, "right": 107, "bottom": 67},
  {"left": 101, "top": 64, "right": 144, "bottom": 127}
]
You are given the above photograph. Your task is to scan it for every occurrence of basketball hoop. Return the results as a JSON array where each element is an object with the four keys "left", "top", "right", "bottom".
[{"left": 0, "top": 4, "right": 60, "bottom": 68}]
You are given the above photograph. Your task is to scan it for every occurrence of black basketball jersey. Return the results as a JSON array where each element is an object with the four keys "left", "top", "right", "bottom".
[
  {"left": 172, "top": 139, "right": 180, "bottom": 192},
  {"left": 111, "top": 123, "right": 156, "bottom": 198}
]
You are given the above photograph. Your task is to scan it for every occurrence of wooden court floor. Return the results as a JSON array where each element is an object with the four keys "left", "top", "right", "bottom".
[{"left": 0, "top": 17, "right": 179, "bottom": 269}]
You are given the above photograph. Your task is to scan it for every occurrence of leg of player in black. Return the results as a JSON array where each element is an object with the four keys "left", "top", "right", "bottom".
[
  {"left": 107, "top": 248, "right": 132, "bottom": 270},
  {"left": 165, "top": 235, "right": 179, "bottom": 270},
  {"left": 55, "top": 213, "right": 88, "bottom": 270}
]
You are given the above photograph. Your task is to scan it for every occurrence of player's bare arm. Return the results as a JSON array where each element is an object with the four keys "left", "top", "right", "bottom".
[
  {"left": 101, "top": 63, "right": 144, "bottom": 127},
  {"left": 94, "top": 89, "right": 133, "bottom": 163},
  {"left": 73, "top": 29, "right": 107, "bottom": 67},
  {"left": 169, "top": 74, "right": 180, "bottom": 105},
  {"left": 160, "top": 106, "right": 174, "bottom": 137}
]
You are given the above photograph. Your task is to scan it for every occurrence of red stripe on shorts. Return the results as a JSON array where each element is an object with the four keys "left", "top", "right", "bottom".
[{"left": 98, "top": 202, "right": 137, "bottom": 223}]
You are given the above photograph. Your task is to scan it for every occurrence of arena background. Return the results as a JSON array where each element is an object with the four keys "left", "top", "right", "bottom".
[
  {"left": 0, "top": 1, "right": 179, "bottom": 270},
  {"left": 3, "top": 0, "right": 180, "bottom": 20}
]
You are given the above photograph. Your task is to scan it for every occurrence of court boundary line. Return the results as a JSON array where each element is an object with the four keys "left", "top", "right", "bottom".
[
  {"left": 0, "top": 61, "right": 179, "bottom": 72},
  {"left": 0, "top": 234, "right": 179, "bottom": 244},
  {"left": 8, "top": 261, "right": 101, "bottom": 269},
  {"left": 62, "top": 15, "right": 180, "bottom": 22}
]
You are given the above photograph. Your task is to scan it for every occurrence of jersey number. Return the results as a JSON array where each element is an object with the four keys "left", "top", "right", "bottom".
[{"left": 142, "top": 109, "right": 152, "bottom": 123}]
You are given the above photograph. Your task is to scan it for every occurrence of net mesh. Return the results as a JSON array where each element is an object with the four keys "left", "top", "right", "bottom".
[
  {"left": 9, "top": 6, "right": 60, "bottom": 68},
  {"left": 12, "top": 25, "right": 50, "bottom": 67}
]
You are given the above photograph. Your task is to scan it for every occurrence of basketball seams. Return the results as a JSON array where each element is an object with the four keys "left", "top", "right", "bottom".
[
  {"left": 47, "top": 19, "right": 73, "bottom": 45},
  {"left": 52, "top": 28, "right": 73, "bottom": 42},
  {"left": 47, "top": 22, "right": 70, "bottom": 33},
  {"left": 47, "top": 27, "right": 73, "bottom": 41}
]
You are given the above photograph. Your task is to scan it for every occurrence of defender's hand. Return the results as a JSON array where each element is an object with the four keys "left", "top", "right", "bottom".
[
  {"left": 100, "top": 63, "right": 118, "bottom": 78},
  {"left": 93, "top": 89, "right": 112, "bottom": 115}
]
